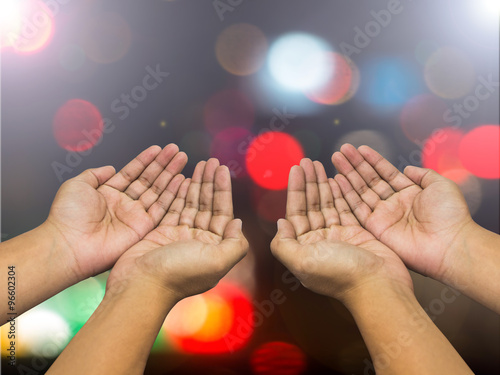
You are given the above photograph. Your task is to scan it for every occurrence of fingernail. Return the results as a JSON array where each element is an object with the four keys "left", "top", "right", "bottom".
[
  {"left": 236, "top": 219, "right": 243, "bottom": 230},
  {"left": 277, "top": 219, "right": 283, "bottom": 231}
]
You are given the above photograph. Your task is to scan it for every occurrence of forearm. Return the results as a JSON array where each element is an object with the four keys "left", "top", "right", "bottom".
[
  {"left": 444, "top": 222, "right": 500, "bottom": 313},
  {"left": 0, "top": 223, "right": 78, "bottom": 325},
  {"left": 47, "top": 279, "right": 177, "bottom": 375},
  {"left": 344, "top": 279, "right": 472, "bottom": 375}
]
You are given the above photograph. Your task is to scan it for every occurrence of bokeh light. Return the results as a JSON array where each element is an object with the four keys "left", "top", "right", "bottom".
[
  {"left": 53, "top": 99, "right": 104, "bottom": 152},
  {"left": 448, "top": 0, "right": 500, "bottom": 50},
  {"left": 216, "top": 23, "right": 268, "bottom": 76},
  {"left": 246, "top": 132, "right": 305, "bottom": 190},
  {"left": 164, "top": 283, "right": 253, "bottom": 354},
  {"left": 268, "top": 33, "right": 332, "bottom": 92},
  {"left": 252, "top": 187, "right": 287, "bottom": 223},
  {"left": 59, "top": 43, "right": 87, "bottom": 72},
  {"left": 306, "top": 52, "right": 360, "bottom": 105},
  {"left": 363, "top": 58, "right": 422, "bottom": 110},
  {"left": 0, "top": 0, "right": 54, "bottom": 54},
  {"left": 1, "top": 308, "right": 70, "bottom": 358},
  {"left": 400, "top": 94, "right": 449, "bottom": 143},
  {"left": 251, "top": 341, "right": 307, "bottom": 375},
  {"left": 459, "top": 125, "right": 500, "bottom": 179},
  {"left": 422, "top": 127, "right": 469, "bottom": 183},
  {"left": 424, "top": 47, "right": 475, "bottom": 99},
  {"left": 83, "top": 12, "right": 132, "bottom": 64},
  {"left": 0, "top": 0, "right": 23, "bottom": 50},
  {"left": 414, "top": 40, "right": 440, "bottom": 65},
  {"left": 42, "top": 277, "right": 105, "bottom": 335},
  {"left": 210, "top": 127, "right": 252, "bottom": 178},
  {"left": 165, "top": 295, "right": 213, "bottom": 337},
  {"left": 203, "top": 90, "right": 255, "bottom": 135}
]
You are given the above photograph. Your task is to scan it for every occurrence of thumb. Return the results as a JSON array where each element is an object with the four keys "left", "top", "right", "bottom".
[
  {"left": 73, "top": 166, "right": 116, "bottom": 188},
  {"left": 271, "top": 219, "right": 300, "bottom": 265},
  {"left": 403, "top": 166, "right": 445, "bottom": 189},
  {"left": 219, "top": 219, "right": 249, "bottom": 264}
]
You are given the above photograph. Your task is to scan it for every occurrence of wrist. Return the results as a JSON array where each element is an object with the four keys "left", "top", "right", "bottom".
[
  {"left": 341, "top": 276, "right": 416, "bottom": 315},
  {"left": 439, "top": 220, "right": 483, "bottom": 288},
  {"left": 34, "top": 221, "right": 82, "bottom": 286},
  {"left": 104, "top": 272, "right": 181, "bottom": 312},
  {"left": 439, "top": 221, "right": 500, "bottom": 312}
]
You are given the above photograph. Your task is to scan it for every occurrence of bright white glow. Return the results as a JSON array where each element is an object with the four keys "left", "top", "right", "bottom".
[
  {"left": 0, "top": 0, "right": 22, "bottom": 23},
  {"left": 18, "top": 308, "right": 71, "bottom": 357},
  {"left": 483, "top": 0, "right": 500, "bottom": 13},
  {"left": 0, "top": 0, "right": 23, "bottom": 47},
  {"left": 268, "top": 32, "right": 333, "bottom": 92}
]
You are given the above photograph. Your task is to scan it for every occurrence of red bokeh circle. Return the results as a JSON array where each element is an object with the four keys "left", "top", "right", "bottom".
[
  {"left": 422, "top": 127, "right": 469, "bottom": 183},
  {"left": 251, "top": 341, "right": 307, "bottom": 375},
  {"left": 246, "top": 132, "right": 305, "bottom": 190},
  {"left": 459, "top": 125, "right": 500, "bottom": 179},
  {"left": 53, "top": 99, "right": 103, "bottom": 152}
]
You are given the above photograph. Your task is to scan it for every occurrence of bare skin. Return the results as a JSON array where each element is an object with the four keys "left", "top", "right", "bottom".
[
  {"left": 47, "top": 160, "right": 249, "bottom": 375},
  {"left": 271, "top": 158, "right": 473, "bottom": 375},
  {"left": 331, "top": 144, "right": 500, "bottom": 313},
  {"left": 0, "top": 144, "right": 188, "bottom": 325}
]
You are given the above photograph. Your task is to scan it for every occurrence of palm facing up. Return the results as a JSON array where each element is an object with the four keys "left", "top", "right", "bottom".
[
  {"left": 107, "top": 159, "right": 249, "bottom": 300},
  {"left": 331, "top": 144, "right": 473, "bottom": 280},
  {"left": 271, "top": 159, "right": 412, "bottom": 301},
  {"left": 46, "top": 144, "right": 188, "bottom": 279}
]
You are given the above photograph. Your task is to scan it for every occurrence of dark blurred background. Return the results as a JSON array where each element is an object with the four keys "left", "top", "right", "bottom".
[{"left": 1, "top": 0, "right": 499, "bottom": 374}]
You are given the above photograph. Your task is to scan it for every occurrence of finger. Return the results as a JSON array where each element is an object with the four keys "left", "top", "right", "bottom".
[
  {"left": 77, "top": 166, "right": 116, "bottom": 188},
  {"left": 404, "top": 166, "right": 443, "bottom": 189},
  {"left": 333, "top": 144, "right": 396, "bottom": 201},
  {"left": 270, "top": 218, "right": 301, "bottom": 270},
  {"left": 333, "top": 145, "right": 383, "bottom": 209},
  {"left": 179, "top": 161, "right": 206, "bottom": 227},
  {"left": 329, "top": 178, "right": 360, "bottom": 226},
  {"left": 334, "top": 174, "right": 371, "bottom": 226},
  {"left": 160, "top": 178, "right": 191, "bottom": 226},
  {"left": 209, "top": 166, "right": 234, "bottom": 236},
  {"left": 124, "top": 144, "right": 181, "bottom": 200},
  {"left": 357, "top": 145, "right": 414, "bottom": 192},
  {"left": 139, "top": 151, "right": 188, "bottom": 210},
  {"left": 313, "top": 161, "right": 339, "bottom": 227},
  {"left": 105, "top": 145, "right": 162, "bottom": 191},
  {"left": 148, "top": 174, "right": 185, "bottom": 226},
  {"left": 218, "top": 219, "right": 249, "bottom": 269},
  {"left": 300, "top": 159, "right": 325, "bottom": 230},
  {"left": 286, "top": 165, "right": 311, "bottom": 236},
  {"left": 194, "top": 158, "right": 220, "bottom": 230}
]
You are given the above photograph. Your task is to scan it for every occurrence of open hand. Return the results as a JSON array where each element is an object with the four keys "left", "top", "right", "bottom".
[
  {"left": 106, "top": 159, "right": 249, "bottom": 301},
  {"left": 331, "top": 144, "right": 474, "bottom": 281},
  {"left": 271, "top": 159, "right": 412, "bottom": 303},
  {"left": 45, "top": 144, "right": 188, "bottom": 279}
]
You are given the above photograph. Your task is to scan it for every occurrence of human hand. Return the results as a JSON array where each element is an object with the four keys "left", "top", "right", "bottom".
[
  {"left": 45, "top": 144, "right": 188, "bottom": 280},
  {"left": 331, "top": 144, "right": 475, "bottom": 282},
  {"left": 270, "top": 159, "right": 412, "bottom": 304},
  {"left": 106, "top": 159, "right": 249, "bottom": 301}
]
